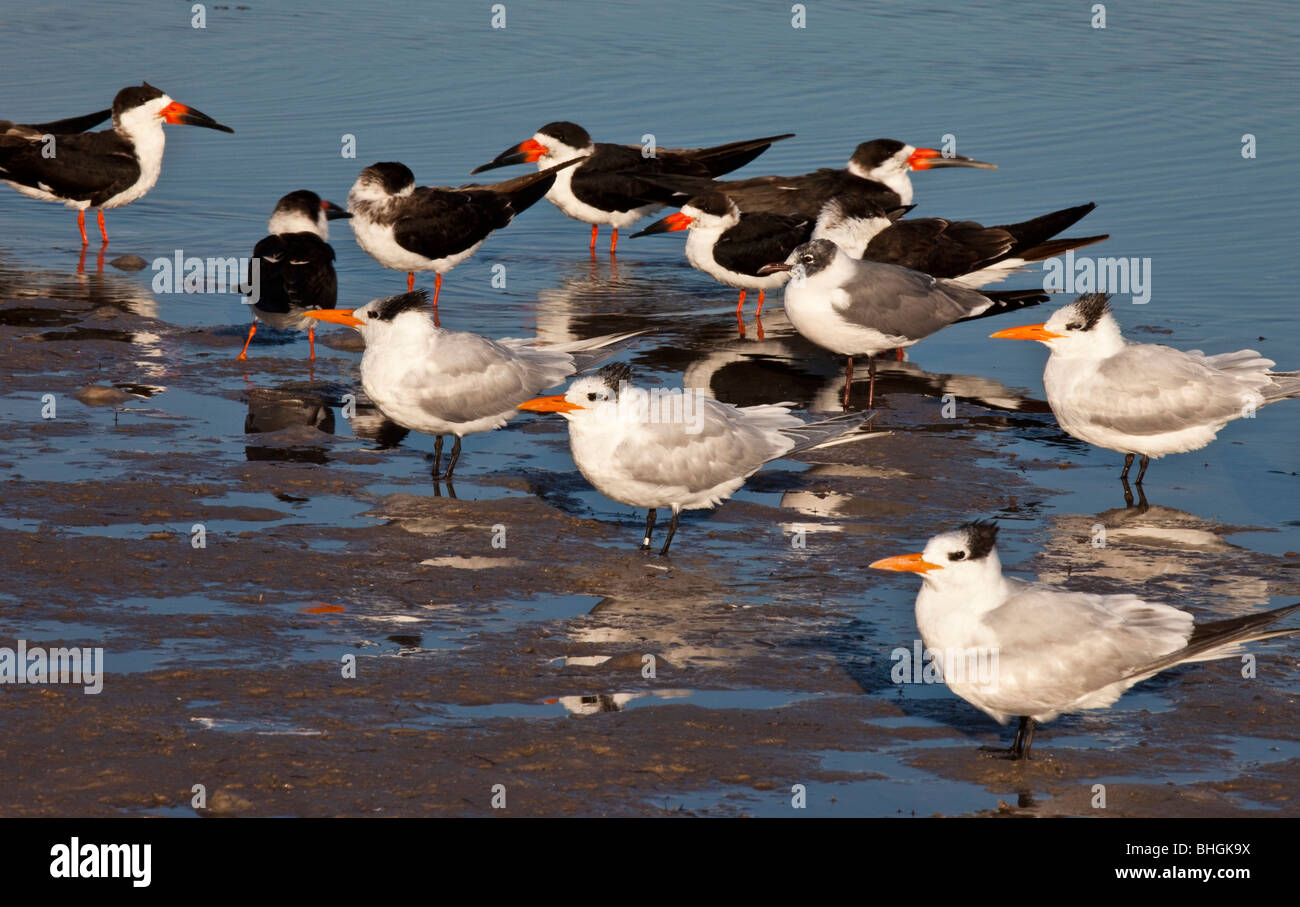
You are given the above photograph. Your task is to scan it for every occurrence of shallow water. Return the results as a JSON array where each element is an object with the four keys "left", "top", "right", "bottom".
[{"left": 1, "top": 0, "right": 1297, "bottom": 816}]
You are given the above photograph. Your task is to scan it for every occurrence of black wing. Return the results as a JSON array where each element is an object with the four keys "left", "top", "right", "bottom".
[
  {"left": 0, "top": 130, "right": 139, "bottom": 206},
  {"left": 251, "top": 233, "right": 337, "bottom": 315},
  {"left": 720, "top": 169, "right": 900, "bottom": 219},
  {"left": 392, "top": 188, "right": 511, "bottom": 261},
  {"left": 864, "top": 219, "right": 1014, "bottom": 277},
  {"left": 712, "top": 212, "right": 812, "bottom": 277}
]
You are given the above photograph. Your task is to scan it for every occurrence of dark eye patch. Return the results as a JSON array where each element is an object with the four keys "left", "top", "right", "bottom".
[
  {"left": 1065, "top": 322, "right": 1081, "bottom": 331},
  {"left": 948, "top": 551, "right": 966, "bottom": 562},
  {"left": 586, "top": 392, "right": 598, "bottom": 401}
]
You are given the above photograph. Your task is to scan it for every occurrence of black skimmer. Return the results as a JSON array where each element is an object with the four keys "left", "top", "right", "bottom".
[
  {"left": 346, "top": 160, "right": 578, "bottom": 319},
  {"left": 0, "top": 82, "right": 232, "bottom": 245},
  {"left": 302, "top": 290, "right": 644, "bottom": 481},
  {"left": 642, "top": 138, "right": 994, "bottom": 220},
  {"left": 632, "top": 192, "right": 814, "bottom": 319},
  {"left": 760, "top": 239, "right": 1047, "bottom": 407},
  {"left": 469, "top": 121, "right": 793, "bottom": 253},
  {"left": 238, "top": 190, "right": 352, "bottom": 361},
  {"left": 991, "top": 293, "right": 1300, "bottom": 488},
  {"left": 516, "top": 363, "right": 881, "bottom": 555}
]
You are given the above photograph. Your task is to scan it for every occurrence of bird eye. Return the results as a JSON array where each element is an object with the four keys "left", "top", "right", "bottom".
[
  {"left": 948, "top": 551, "right": 966, "bottom": 562},
  {"left": 1065, "top": 322, "right": 1081, "bottom": 331},
  {"left": 586, "top": 392, "right": 598, "bottom": 402},
  {"left": 802, "top": 254, "right": 814, "bottom": 263}
]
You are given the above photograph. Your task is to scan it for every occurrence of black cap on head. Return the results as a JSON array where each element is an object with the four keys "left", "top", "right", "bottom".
[
  {"left": 849, "top": 139, "right": 905, "bottom": 170},
  {"left": 959, "top": 520, "right": 999, "bottom": 560},
  {"left": 359, "top": 162, "right": 416, "bottom": 194},
  {"left": 1070, "top": 293, "right": 1112, "bottom": 331},
  {"left": 596, "top": 361, "right": 630, "bottom": 394},
  {"left": 687, "top": 192, "right": 735, "bottom": 218},
  {"left": 370, "top": 289, "right": 430, "bottom": 322},
  {"left": 112, "top": 82, "right": 166, "bottom": 114},
  {"left": 274, "top": 189, "right": 323, "bottom": 216},
  {"left": 537, "top": 121, "right": 592, "bottom": 149}
]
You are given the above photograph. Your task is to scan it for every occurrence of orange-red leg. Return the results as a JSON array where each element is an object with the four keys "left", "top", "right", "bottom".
[
  {"left": 735, "top": 289, "right": 747, "bottom": 316},
  {"left": 610, "top": 228, "right": 619, "bottom": 255},
  {"left": 77, "top": 209, "right": 88, "bottom": 245},
  {"left": 895, "top": 347, "right": 905, "bottom": 361},
  {"left": 407, "top": 271, "right": 415, "bottom": 292},
  {"left": 756, "top": 290, "right": 766, "bottom": 316},
  {"left": 308, "top": 323, "right": 316, "bottom": 360},
  {"left": 432, "top": 273, "right": 442, "bottom": 326},
  {"left": 589, "top": 224, "right": 598, "bottom": 251},
  {"left": 237, "top": 322, "right": 257, "bottom": 360},
  {"left": 97, "top": 209, "right": 108, "bottom": 244}
]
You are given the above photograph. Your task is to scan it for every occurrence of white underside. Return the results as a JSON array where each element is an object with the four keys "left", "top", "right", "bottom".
[
  {"left": 544, "top": 164, "right": 660, "bottom": 228},
  {"left": 685, "top": 228, "right": 789, "bottom": 292},
  {"left": 351, "top": 214, "right": 482, "bottom": 273},
  {"left": 782, "top": 284, "right": 910, "bottom": 357}
]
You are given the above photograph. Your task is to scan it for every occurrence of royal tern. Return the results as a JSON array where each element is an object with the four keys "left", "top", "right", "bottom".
[
  {"left": 760, "top": 239, "right": 1047, "bottom": 407},
  {"left": 238, "top": 190, "right": 351, "bottom": 361},
  {"left": 347, "top": 159, "right": 578, "bottom": 317},
  {"left": 470, "top": 121, "right": 793, "bottom": 253},
  {"left": 0, "top": 82, "right": 232, "bottom": 245},
  {"left": 304, "top": 290, "right": 643, "bottom": 480},
  {"left": 517, "top": 363, "right": 881, "bottom": 555},
  {"left": 871, "top": 520, "right": 1300, "bottom": 758},
  {"left": 991, "top": 293, "right": 1300, "bottom": 485}
]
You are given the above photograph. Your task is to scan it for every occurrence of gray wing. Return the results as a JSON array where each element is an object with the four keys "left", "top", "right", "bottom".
[
  {"left": 979, "top": 582, "right": 1193, "bottom": 712},
  {"left": 832, "top": 260, "right": 993, "bottom": 341},
  {"left": 391, "top": 333, "right": 579, "bottom": 425},
  {"left": 1062, "top": 344, "right": 1267, "bottom": 436},
  {"left": 611, "top": 398, "right": 798, "bottom": 494}
]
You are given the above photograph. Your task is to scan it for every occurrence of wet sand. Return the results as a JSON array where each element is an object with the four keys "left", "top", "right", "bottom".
[{"left": 2, "top": 283, "right": 1295, "bottom": 817}]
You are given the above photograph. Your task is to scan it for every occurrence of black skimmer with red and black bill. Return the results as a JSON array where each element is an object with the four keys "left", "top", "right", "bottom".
[
  {"left": 238, "top": 190, "right": 352, "bottom": 361},
  {"left": 0, "top": 82, "right": 232, "bottom": 246},
  {"left": 631, "top": 192, "right": 817, "bottom": 319},
  {"left": 347, "top": 159, "right": 579, "bottom": 321},
  {"left": 759, "top": 238, "right": 1048, "bottom": 408},
  {"left": 469, "top": 122, "right": 794, "bottom": 253},
  {"left": 638, "top": 138, "right": 995, "bottom": 220}
]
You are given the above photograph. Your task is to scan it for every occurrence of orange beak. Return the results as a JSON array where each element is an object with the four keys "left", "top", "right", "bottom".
[
  {"left": 517, "top": 395, "right": 583, "bottom": 413},
  {"left": 158, "top": 101, "right": 234, "bottom": 132},
  {"left": 518, "top": 138, "right": 547, "bottom": 162},
  {"left": 906, "top": 148, "right": 942, "bottom": 170},
  {"left": 303, "top": 308, "right": 364, "bottom": 328},
  {"left": 989, "top": 323, "right": 1064, "bottom": 342},
  {"left": 869, "top": 552, "right": 942, "bottom": 573},
  {"left": 905, "top": 147, "right": 994, "bottom": 171}
]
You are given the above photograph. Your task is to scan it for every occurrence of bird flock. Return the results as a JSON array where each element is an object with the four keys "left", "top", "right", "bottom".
[{"left": 3, "top": 82, "right": 1297, "bottom": 759}]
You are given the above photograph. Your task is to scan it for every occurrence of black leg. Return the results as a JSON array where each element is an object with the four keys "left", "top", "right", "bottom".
[
  {"left": 1120, "top": 453, "right": 1134, "bottom": 480},
  {"left": 867, "top": 355, "right": 877, "bottom": 409},
  {"left": 1135, "top": 454, "right": 1150, "bottom": 485},
  {"left": 443, "top": 436, "right": 462, "bottom": 479},
  {"left": 843, "top": 356, "right": 854, "bottom": 411},
  {"left": 1009, "top": 716, "right": 1036, "bottom": 760},
  {"left": 658, "top": 508, "right": 680, "bottom": 557},
  {"left": 1121, "top": 475, "right": 1135, "bottom": 508},
  {"left": 432, "top": 435, "right": 444, "bottom": 478},
  {"left": 641, "top": 509, "right": 657, "bottom": 550}
]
